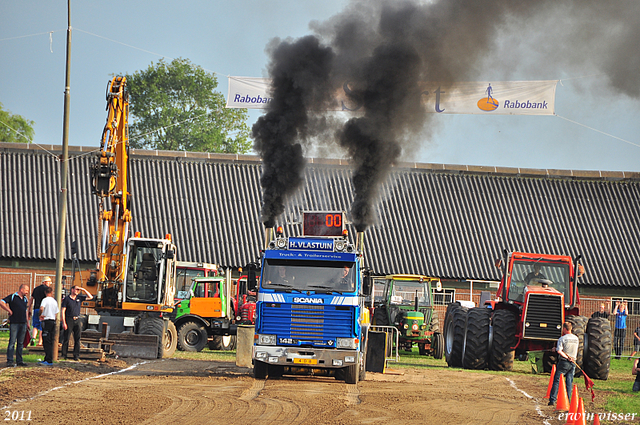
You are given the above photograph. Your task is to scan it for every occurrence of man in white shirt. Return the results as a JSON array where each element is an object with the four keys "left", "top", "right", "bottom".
[
  {"left": 548, "top": 322, "right": 580, "bottom": 407},
  {"left": 38, "top": 287, "right": 59, "bottom": 365}
]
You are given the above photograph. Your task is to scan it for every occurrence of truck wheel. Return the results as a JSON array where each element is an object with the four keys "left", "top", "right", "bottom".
[
  {"left": 211, "top": 335, "right": 237, "bottom": 351},
  {"left": 489, "top": 309, "right": 517, "bottom": 371},
  {"left": 177, "top": 322, "right": 208, "bottom": 352},
  {"left": 444, "top": 303, "right": 467, "bottom": 367},
  {"left": 463, "top": 308, "right": 491, "bottom": 370},
  {"left": 139, "top": 317, "right": 177, "bottom": 358},
  {"left": 432, "top": 332, "right": 444, "bottom": 359},
  {"left": 584, "top": 317, "right": 612, "bottom": 380},
  {"left": 344, "top": 363, "right": 359, "bottom": 384},
  {"left": 566, "top": 315, "right": 588, "bottom": 375},
  {"left": 254, "top": 360, "right": 268, "bottom": 379}
]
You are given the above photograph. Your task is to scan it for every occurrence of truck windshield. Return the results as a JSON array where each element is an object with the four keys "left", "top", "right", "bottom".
[
  {"left": 390, "top": 279, "right": 431, "bottom": 307},
  {"left": 125, "top": 243, "right": 163, "bottom": 303},
  {"left": 262, "top": 259, "right": 356, "bottom": 293},
  {"left": 508, "top": 260, "right": 570, "bottom": 303}
]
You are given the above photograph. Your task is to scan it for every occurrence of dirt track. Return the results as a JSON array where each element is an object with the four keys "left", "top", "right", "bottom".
[{"left": 1, "top": 358, "right": 561, "bottom": 424}]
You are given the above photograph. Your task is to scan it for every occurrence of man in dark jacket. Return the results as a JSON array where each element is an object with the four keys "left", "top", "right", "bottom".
[{"left": 0, "top": 284, "right": 30, "bottom": 367}]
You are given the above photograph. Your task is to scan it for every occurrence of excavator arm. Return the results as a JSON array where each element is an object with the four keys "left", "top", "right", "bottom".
[{"left": 90, "top": 76, "right": 132, "bottom": 305}]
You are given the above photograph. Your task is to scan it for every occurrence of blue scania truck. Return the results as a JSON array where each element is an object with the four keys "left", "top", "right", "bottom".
[{"left": 252, "top": 212, "right": 372, "bottom": 384}]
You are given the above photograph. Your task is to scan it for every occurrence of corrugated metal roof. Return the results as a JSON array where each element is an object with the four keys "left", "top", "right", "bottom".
[{"left": 1, "top": 143, "right": 639, "bottom": 288}]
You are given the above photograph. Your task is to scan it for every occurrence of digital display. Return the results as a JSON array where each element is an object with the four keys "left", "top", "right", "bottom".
[{"left": 303, "top": 212, "right": 344, "bottom": 237}]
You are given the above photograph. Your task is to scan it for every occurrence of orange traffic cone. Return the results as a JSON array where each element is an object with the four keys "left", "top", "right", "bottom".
[
  {"left": 575, "top": 398, "right": 587, "bottom": 425},
  {"left": 593, "top": 411, "right": 601, "bottom": 425},
  {"left": 565, "top": 384, "right": 579, "bottom": 425},
  {"left": 556, "top": 375, "right": 570, "bottom": 411},
  {"left": 545, "top": 364, "right": 557, "bottom": 398}
]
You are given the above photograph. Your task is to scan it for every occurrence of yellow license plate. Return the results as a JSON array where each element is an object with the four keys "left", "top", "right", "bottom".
[{"left": 293, "top": 358, "right": 317, "bottom": 365}]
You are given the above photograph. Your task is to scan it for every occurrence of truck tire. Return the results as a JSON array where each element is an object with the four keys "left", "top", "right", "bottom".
[
  {"left": 444, "top": 303, "right": 467, "bottom": 367},
  {"left": 344, "top": 363, "right": 359, "bottom": 384},
  {"left": 566, "top": 315, "right": 588, "bottom": 375},
  {"left": 177, "top": 322, "right": 208, "bottom": 352},
  {"left": 254, "top": 360, "right": 268, "bottom": 379},
  {"left": 211, "top": 335, "right": 237, "bottom": 351},
  {"left": 139, "top": 317, "right": 177, "bottom": 358},
  {"left": 584, "top": 317, "right": 612, "bottom": 380},
  {"left": 432, "top": 332, "right": 444, "bottom": 359},
  {"left": 463, "top": 308, "right": 491, "bottom": 370},
  {"left": 489, "top": 309, "right": 517, "bottom": 371}
]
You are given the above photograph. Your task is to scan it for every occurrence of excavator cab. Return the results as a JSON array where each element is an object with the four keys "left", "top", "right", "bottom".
[{"left": 123, "top": 238, "right": 176, "bottom": 307}]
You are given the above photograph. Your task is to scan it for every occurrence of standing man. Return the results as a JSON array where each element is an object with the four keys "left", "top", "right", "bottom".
[
  {"left": 548, "top": 322, "right": 580, "bottom": 407},
  {"left": 0, "top": 284, "right": 30, "bottom": 367},
  {"left": 633, "top": 358, "right": 640, "bottom": 392},
  {"left": 630, "top": 324, "right": 640, "bottom": 359},
  {"left": 614, "top": 301, "right": 628, "bottom": 360},
  {"left": 61, "top": 285, "right": 93, "bottom": 361},
  {"left": 28, "top": 276, "right": 53, "bottom": 346},
  {"left": 591, "top": 303, "right": 610, "bottom": 319},
  {"left": 38, "top": 286, "right": 59, "bottom": 366}
]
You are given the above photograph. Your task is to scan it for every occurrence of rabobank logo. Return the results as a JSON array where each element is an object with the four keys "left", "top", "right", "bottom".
[{"left": 477, "top": 83, "right": 499, "bottom": 111}]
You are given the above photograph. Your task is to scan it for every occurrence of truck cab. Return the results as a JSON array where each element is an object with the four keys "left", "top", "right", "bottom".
[{"left": 252, "top": 212, "right": 371, "bottom": 384}]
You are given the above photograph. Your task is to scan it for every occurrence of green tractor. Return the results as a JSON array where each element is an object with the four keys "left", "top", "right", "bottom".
[{"left": 371, "top": 274, "right": 443, "bottom": 358}]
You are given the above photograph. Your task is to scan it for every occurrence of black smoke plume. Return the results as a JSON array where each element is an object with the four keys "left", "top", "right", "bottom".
[
  {"left": 254, "top": 0, "right": 640, "bottom": 230},
  {"left": 252, "top": 36, "right": 335, "bottom": 227}
]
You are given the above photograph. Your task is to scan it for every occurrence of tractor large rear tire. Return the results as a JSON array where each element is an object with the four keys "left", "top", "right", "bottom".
[
  {"left": 139, "top": 317, "right": 177, "bottom": 358},
  {"left": 566, "top": 315, "right": 588, "bottom": 375},
  {"left": 177, "top": 321, "right": 208, "bottom": 352},
  {"left": 372, "top": 307, "right": 389, "bottom": 326},
  {"left": 584, "top": 317, "right": 612, "bottom": 380},
  {"left": 444, "top": 303, "right": 467, "bottom": 367},
  {"left": 489, "top": 309, "right": 517, "bottom": 371},
  {"left": 430, "top": 312, "right": 440, "bottom": 334},
  {"left": 463, "top": 308, "right": 491, "bottom": 370}
]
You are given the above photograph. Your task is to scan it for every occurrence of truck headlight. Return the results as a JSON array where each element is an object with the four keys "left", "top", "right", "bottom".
[
  {"left": 257, "top": 334, "right": 277, "bottom": 345},
  {"left": 336, "top": 338, "right": 357, "bottom": 349}
]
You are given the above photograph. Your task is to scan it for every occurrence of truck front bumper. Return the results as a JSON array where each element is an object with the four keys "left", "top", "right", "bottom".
[{"left": 252, "top": 345, "right": 359, "bottom": 369}]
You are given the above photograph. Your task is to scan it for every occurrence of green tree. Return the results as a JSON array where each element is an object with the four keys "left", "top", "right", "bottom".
[
  {"left": 0, "top": 102, "right": 34, "bottom": 143},
  {"left": 125, "top": 58, "right": 251, "bottom": 153}
]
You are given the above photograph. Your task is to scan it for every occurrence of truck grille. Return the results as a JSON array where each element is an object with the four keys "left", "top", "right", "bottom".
[
  {"left": 522, "top": 294, "right": 563, "bottom": 340},
  {"left": 260, "top": 303, "right": 355, "bottom": 345}
]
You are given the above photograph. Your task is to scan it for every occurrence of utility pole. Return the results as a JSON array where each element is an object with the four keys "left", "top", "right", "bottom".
[{"left": 53, "top": 0, "right": 72, "bottom": 362}]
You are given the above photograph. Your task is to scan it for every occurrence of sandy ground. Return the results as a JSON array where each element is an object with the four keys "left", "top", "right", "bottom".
[{"left": 0, "top": 358, "right": 584, "bottom": 425}]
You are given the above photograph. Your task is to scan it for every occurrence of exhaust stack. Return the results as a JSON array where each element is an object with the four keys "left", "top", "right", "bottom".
[{"left": 264, "top": 227, "right": 274, "bottom": 250}]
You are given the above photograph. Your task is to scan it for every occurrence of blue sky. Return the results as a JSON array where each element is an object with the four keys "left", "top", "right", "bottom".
[{"left": 1, "top": 0, "right": 638, "bottom": 172}]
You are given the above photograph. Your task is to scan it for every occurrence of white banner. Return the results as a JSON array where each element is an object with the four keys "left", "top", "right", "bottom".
[{"left": 227, "top": 76, "right": 557, "bottom": 116}]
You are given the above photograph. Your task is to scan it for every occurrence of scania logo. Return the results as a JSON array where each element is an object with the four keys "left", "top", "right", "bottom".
[{"left": 293, "top": 297, "right": 323, "bottom": 304}]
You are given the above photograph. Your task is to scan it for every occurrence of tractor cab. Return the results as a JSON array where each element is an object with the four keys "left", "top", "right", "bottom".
[{"left": 174, "top": 276, "right": 227, "bottom": 320}]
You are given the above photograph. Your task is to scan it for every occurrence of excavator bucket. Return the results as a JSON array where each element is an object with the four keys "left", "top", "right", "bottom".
[{"left": 82, "top": 331, "right": 160, "bottom": 359}]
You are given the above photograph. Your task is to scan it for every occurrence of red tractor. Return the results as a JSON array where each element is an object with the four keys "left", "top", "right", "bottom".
[{"left": 444, "top": 251, "right": 611, "bottom": 380}]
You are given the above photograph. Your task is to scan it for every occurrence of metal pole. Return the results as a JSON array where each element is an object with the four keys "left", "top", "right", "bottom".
[{"left": 53, "top": 0, "right": 72, "bottom": 362}]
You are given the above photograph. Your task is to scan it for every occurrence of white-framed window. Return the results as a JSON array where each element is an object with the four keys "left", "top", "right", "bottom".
[{"left": 433, "top": 288, "right": 455, "bottom": 306}]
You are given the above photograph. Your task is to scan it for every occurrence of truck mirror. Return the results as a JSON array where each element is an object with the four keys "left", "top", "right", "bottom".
[
  {"left": 363, "top": 275, "right": 373, "bottom": 297},
  {"left": 494, "top": 259, "right": 502, "bottom": 268},
  {"left": 166, "top": 250, "right": 175, "bottom": 259},
  {"left": 577, "top": 264, "right": 585, "bottom": 278},
  {"left": 247, "top": 265, "right": 257, "bottom": 291}
]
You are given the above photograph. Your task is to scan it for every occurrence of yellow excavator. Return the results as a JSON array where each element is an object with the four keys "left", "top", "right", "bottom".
[{"left": 81, "top": 76, "right": 178, "bottom": 358}]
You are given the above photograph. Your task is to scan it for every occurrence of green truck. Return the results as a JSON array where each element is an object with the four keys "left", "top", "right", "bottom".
[
  {"left": 172, "top": 276, "right": 237, "bottom": 352},
  {"left": 371, "top": 274, "right": 443, "bottom": 358}
]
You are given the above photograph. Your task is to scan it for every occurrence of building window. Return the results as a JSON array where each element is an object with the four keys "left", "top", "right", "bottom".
[{"left": 433, "top": 288, "right": 455, "bottom": 306}]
